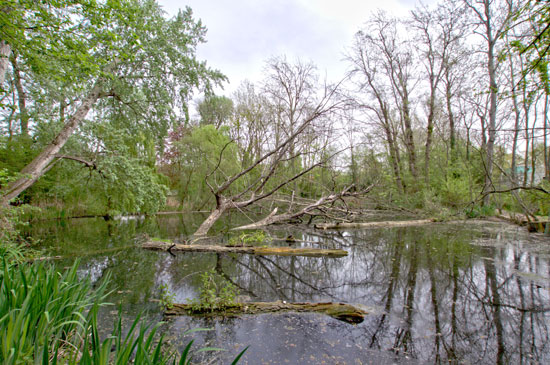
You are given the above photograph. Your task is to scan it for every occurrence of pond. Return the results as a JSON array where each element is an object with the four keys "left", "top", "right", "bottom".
[{"left": 26, "top": 213, "right": 550, "bottom": 364}]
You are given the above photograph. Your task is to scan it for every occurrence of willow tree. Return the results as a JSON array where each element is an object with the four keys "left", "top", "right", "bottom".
[{"left": 0, "top": 0, "right": 224, "bottom": 207}]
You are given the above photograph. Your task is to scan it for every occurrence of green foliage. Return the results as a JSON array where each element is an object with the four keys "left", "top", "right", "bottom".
[
  {"left": 0, "top": 259, "right": 226, "bottom": 364},
  {"left": 509, "top": 0, "right": 550, "bottom": 92},
  {"left": 227, "top": 230, "right": 271, "bottom": 247},
  {"left": 99, "top": 155, "right": 168, "bottom": 215},
  {"left": 466, "top": 204, "right": 496, "bottom": 218},
  {"left": 1, "top": 0, "right": 226, "bottom": 214},
  {"left": 518, "top": 180, "right": 550, "bottom": 216},
  {"left": 159, "top": 283, "right": 176, "bottom": 309},
  {"left": 191, "top": 269, "right": 239, "bottom": 312},
  {"left": 0, "top": 261, "right": 109, "bottom": 364},
  {"left": 198, "top": 95, "right": 234, "bottom": 128},
  {"left": 170, "top": 125, "right": 242, "bottom": 209},
  {"left": 0, "top": 206, "right": 40, "bottom": 269}
]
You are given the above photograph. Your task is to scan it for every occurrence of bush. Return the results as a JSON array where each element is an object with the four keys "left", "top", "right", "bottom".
[{"left": 191, "top": 269, "right": 239, "bottom": 312}]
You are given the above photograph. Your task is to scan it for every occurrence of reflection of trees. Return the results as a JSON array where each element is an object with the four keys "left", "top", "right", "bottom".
[
  {"left": 214, "top": 223, "right": 550, "bottom": 364},
  {"left": 28, "top": 217, "right": 550, "bottom": 363}
]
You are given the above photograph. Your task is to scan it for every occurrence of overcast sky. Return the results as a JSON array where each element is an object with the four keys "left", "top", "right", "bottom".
[{"left": 158, "top": 0, "right": 432, "bottom": 95}]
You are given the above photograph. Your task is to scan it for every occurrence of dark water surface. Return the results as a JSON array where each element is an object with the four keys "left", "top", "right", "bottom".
[{"left": 26, "top": 214, "right": 550, "bottom": 364}]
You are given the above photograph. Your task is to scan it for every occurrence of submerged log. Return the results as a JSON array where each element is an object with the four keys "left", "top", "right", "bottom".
[
  {"left": 314, "top": 218, "right": 437, "bottom": 230},
  {"left": 143, "top": 241, "right": 348, "bottom": 258},
  {"left": 165, "top": 301, "right": 367, "bottom": 324}
]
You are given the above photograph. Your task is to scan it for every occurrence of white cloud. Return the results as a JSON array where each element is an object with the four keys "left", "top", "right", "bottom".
[{"left": 158, "top": 0, "right": 431, "bottom": 94}]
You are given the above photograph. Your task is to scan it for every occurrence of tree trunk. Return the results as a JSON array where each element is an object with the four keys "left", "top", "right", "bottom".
[
  {"left": 402, "top": 88, "right": 418, "bottom": 179},
  {"left": 544, "top": 94, "right": 549, "bottom": 180},
  {"left": 424, "top": 93, "right": 436, "bottom": 185},
  {"left": 510, "top": 62, "right": 521, "bottom": 185},
  {"left": 482, "top": 26, "right": 497, "bottom": 206},
  {"left": 385, "top": 125, "right": 405, "bottom": 193},
  {"left": 445, "top": 70, "right": 456, "bottom": 162},
  {"left": 11, "top": 55, "right": 29, "bottom": 136},
  {"left": 193, "top": 199, "right": 228, "bottom": 236},
  {"left": 524, "top": 117, "right": 530, "bottom": 186},
  {"left": 0, "top": 40, "right": 10, "bottom": 86},
  {"left": 1, "top": 81, "right": 104, "bottom": 205}
]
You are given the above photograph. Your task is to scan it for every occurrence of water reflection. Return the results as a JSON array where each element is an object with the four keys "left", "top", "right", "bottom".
[{"left": 28, "top": 216, "right": 550, "bottom": 364}]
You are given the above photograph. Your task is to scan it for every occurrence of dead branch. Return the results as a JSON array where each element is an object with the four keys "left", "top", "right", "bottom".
[{"left": 231, "top": 184, "right": 373, "bottom": 230}]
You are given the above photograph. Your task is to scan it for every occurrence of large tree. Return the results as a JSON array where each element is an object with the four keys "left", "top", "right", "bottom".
[
  {"left": 0, "top": 0, "right": 224, "bottom": 207},
  {"left": 464, "top": 0, "right": 516, "bottom": 205}
]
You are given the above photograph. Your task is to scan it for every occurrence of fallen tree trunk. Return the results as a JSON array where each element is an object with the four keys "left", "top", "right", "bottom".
[
  {"left": 143, "top": 240, "right": 348, "bottom": 257},
  {"left": 496, "top": 211, "right": 550, "bottom": 232},
  {"left": 165, "top": 300, "right": 367, "bottom": 324},
  {"left": 314, "top": 218, "right": 438, "bottom": 230},
  {"left": 232, "top": 185, "right": 373, "bottom": 231}
]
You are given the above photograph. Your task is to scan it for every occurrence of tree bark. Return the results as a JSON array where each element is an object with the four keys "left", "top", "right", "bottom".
[
  {"left": 232, "top": 185, "right": 364, "bottom": 230},
  {"left": 10, "top": 54, "right": 29, "bottom": 136},
  {"left": 193, "top": 199, "right": 229, "bottom": 236},
  {"left": 424, "top": 92, "right": 436, "bottom": 184},
  {"left": 165, "top": 301, "right": 366, "bottom": 324},
  {"left": 1, "top": 80, "right": 105, "bottom": 205},
  {"left": 544, "top": 94, "right": 549, "bottom": 180},
  {"left": 401, "top": 85, "right": 419, "bottom": 179},
  {"left": 0, "top": 40, "right": 11, "bottom": 87},
  {"left": 445, "top": 70, "right": 457, "bottom": 161},
  {"left": 314, "top": 218, "right": 437, "bottom": 230},
  {"left": 143, "top": 240, "right": 348, "bottom": 258}
]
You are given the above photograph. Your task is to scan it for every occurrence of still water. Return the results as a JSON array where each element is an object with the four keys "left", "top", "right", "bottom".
[{"left": 26, "top": 214, "right": 550, "bottom": 364}]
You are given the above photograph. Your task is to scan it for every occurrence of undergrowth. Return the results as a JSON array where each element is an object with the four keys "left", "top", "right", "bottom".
[{"left": 0, "top": 208, "right": 247, "bottom": 364}]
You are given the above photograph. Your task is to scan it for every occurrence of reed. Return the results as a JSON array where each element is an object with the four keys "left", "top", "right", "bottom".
[{"left": 0, "top": 252, "right": 246, "bottom": 364}]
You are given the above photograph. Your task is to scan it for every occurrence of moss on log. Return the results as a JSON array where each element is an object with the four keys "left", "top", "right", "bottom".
[
  {"left": 165, "top": 301, "right": 367, "bottom": 324},
  {"left": 314, "top": 218, "right": 437, "bottom": 230},
  {"left": 142, "top": 241, "right": 348, "bottom": 257}
]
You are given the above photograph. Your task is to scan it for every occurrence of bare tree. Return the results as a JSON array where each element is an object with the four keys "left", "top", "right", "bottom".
[
  {"left": 410, "top": 2, "right": 465, "bottom": 183},
  {"left": 193, "top": 59, "right": 345, "bottom": 236},
  {"left": 355, "top": 13, "right": 418, "bottom": 180},
  {"left": 464, "top": 0, "right": 516, "bottom": 205},
  {"left": 347, "top": 16, "right": 408, "bottom": 192}
]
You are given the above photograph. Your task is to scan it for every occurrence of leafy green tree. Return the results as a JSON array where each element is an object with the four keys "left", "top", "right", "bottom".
[
  {"left": 170, "top": 125, "right": 241, "bottom": 209},
  {"left": 1, "top": 0, "right": 225, "bottom": 211},
  {"left": 509, "top": 0, "right": 550, "bottom": 91},
  {"left": 198, "top": 95, "right": 234, "bottom": 129}
]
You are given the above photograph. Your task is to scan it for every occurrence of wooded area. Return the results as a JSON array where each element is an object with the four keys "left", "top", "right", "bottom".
[{"left": 1, "top": 0, "right": 549, "bottom": 233}]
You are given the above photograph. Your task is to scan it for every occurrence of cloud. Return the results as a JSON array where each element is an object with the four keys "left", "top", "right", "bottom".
[{"left": 159, "top": 0, "right": 428, "bottom": 93}]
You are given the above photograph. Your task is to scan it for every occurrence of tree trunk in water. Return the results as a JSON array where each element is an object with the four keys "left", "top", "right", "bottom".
[
  {"left": 193, "top": 201, "right": 228, "bottom": 236},
  {"left": 1, "top": 81, "right": 104, "bottom": 205}
]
